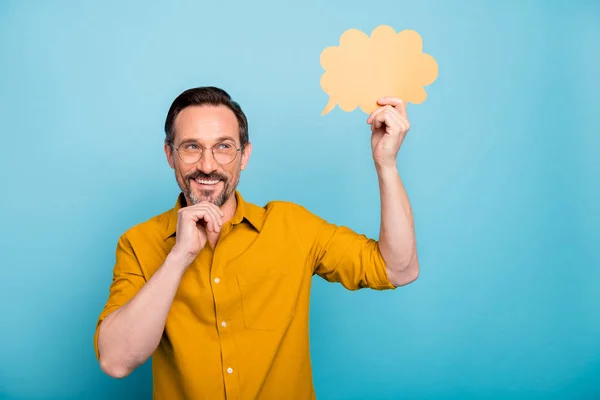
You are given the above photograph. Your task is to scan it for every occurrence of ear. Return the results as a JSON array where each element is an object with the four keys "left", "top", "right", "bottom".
[
  {"left": 240, "top": 142, "right": 252, "bottom": 171},
  {"left": 164, "top": 142, "right": 175, "bottom": 169}
]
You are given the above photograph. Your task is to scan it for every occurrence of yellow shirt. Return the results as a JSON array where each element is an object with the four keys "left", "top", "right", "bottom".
[{"left": 94, "top": 191, "right": 396, "bottom": 399}]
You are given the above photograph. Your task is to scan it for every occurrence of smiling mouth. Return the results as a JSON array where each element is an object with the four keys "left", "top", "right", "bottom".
[{"left": 192, "top": 178, "right": 222, "bottom": 187}]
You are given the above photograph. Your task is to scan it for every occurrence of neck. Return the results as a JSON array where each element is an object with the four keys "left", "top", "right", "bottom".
[{"left": 220, "top": 193, "right": 238, "bottom": 225}]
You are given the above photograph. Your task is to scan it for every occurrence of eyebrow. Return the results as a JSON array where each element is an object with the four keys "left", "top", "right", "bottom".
[
  {"left": 180, "top": 136, "right": 236, "bottom": 145},
  {"left": 214, "top": 136, "right": 236, "bottom": 143}
]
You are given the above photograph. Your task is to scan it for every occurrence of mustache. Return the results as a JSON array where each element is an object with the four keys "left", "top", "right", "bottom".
[{"left": 186, "top": 171, "right": 227, "bottom": 181}]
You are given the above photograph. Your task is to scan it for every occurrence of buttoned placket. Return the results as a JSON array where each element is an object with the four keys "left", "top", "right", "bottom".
[{"left": 210, "top": 223, "right": 241, "bottom": 399}]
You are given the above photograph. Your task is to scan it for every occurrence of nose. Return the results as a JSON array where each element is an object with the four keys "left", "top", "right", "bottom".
[{"left": 197, "top": 147, "right": 218, "bottom": 173}]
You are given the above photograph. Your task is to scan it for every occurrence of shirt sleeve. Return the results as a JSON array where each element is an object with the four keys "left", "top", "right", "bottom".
[
  {"left": 93, "top": 233, "right": 147, "bottom": 360},
  {"left": 290, "top": 203, "right": 397, "bottom": 291}
]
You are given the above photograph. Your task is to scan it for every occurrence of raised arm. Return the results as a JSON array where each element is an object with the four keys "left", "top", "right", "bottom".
[{"left": 367, "top": 97, "right": 419, "bottom": 286}]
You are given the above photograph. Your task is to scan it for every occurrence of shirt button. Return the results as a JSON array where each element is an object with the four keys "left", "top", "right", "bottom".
[
  {"left": 221, "top": 321, "right": 227, "bottom": 328},
  {"left": 227, "top": 367, "right": 233, "bottom": 374},
  {"left": 214, "top": 278, "right": 220, "bottom": 284}
]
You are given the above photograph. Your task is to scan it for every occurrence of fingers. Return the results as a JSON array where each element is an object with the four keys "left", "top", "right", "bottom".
[
  {"left": 383, "top": 111, "right": 403, "bottom": 135},
  {"left": 368, "top": 106, "right": 398, "bottom": 132},
  {"left": 203, "top": 206, "right": 222, "bottom": 233},
  {"left": 367, "top": 103, "right": 410, "bottom": 134},
  {"left": 180, "top": 202, "right": 224, "bottom": 233},
  {"left": 367, "top": 105, "right": 388, "bottom": 126},
  {"left": 206, "top": 205, "right": 223, "bottom": 233},
  {"left": 377, "top": 97, "right": 408, "bottom": 118}
]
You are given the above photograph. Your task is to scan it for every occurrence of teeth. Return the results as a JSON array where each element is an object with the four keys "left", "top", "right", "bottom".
[{"left": 195, "top": 179, "right": 220, "bottom": 185}]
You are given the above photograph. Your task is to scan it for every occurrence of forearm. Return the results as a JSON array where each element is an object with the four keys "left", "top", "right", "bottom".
[
  {"left": 376, "top": 163, "right": 419, "bottom": 286},
  {"left": 97, "top": 250, "right": 192, "bottom": 378}
]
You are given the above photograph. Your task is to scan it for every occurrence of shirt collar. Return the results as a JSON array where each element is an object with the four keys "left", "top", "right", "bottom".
[{"left": 165, "top": 190, "right": 264, "bottom": 239}]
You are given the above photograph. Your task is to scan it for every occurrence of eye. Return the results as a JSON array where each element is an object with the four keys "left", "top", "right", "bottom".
[
  {"left": 183, "top": 143, "right": 200, "bottom": 150},
  {"left": 217, "top": 143, "right": 233, "bottom": 150}
]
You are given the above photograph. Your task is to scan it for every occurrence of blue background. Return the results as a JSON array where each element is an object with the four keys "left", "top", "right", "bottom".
[{"left": 1, "top": 0, "right": 599, "bottom": 399}]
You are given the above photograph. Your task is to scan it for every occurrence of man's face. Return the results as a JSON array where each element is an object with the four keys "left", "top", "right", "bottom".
[{"left": 165, "top": 105, "right": 251, "bottom": 207}]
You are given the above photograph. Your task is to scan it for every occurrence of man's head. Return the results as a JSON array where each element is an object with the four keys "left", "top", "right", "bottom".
[{"left": 164, "top": 87, "right": 252, "bottom": 207}]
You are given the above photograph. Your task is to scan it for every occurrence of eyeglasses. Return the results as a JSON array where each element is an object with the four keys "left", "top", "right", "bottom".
[{"left": 170, "top": 141, "right": 242, "bottom": 165}]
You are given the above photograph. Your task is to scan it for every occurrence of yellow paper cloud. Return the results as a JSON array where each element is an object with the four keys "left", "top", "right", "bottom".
[{"left": 320, "top": 25, "right": 438, "bottom": 115}]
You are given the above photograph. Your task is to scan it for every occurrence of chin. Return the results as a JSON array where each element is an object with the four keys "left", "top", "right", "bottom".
[{"left": 189, "top": 189, "right": 229, "bottom": 207}]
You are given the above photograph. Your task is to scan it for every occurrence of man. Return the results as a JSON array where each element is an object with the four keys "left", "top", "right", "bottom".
[{"left": 94, "top": 86, "right": 419, "bottom": 399}]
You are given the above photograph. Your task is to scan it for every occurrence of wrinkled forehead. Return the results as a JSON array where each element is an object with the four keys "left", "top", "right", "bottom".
[{"left": 173, "top": 105, "right": 239, "bottom": 145}]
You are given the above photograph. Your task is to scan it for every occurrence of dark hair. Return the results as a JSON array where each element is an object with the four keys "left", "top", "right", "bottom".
[{"left": 164, "top": 86, "right": 249, "bottom": 148}]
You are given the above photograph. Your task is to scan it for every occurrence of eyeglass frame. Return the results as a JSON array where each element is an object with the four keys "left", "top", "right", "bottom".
[{"left": 168, "top": 140, "right": 243, "bottom": 165}]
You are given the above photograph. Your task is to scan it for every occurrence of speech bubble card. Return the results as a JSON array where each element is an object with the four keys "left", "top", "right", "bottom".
[{"left": 320, "top": 25, "right": 438, "bottom": 115}]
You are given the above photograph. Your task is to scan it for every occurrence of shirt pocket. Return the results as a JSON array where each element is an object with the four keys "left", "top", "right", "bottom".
[{"left": 236, "top": 268, "right": 296, "bottom": 331}]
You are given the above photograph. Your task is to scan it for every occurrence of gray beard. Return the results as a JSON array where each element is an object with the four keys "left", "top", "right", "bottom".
[
  {"left": 188, "top": 187, "right": 228, "bottom": 207},
  {"left": 185, "top": 173, "right": 240, "bottom": 207}
]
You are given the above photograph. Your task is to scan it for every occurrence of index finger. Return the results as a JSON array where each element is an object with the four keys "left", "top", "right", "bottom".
[
  {"left": 195, "top": 201, "right": 224, "bottom": 216},
  {"left": 377, "top": 97, "right": 408, "bottom": 118},
  {"left": 188, "top": 205, "right": 223, "bottom": 232}
]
